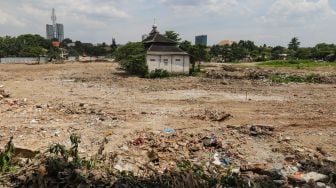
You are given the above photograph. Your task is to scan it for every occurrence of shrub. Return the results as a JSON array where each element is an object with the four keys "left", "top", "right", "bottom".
[
  {"left": 116, "top": 42, "right": 148, "bottom": 76},
  {"left": 148, "top": 69, "right": 170, "bottom": 78},
  {"left": 189, "top": 63, "right": 201, "bottom": 76},
  {"left": 120, "top": 54, "right": 148, "bottom": 76}
]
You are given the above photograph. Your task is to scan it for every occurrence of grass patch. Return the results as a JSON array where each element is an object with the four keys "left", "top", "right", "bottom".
[{"left": 258, "top": 60, "right": 336, "bottom": 68}]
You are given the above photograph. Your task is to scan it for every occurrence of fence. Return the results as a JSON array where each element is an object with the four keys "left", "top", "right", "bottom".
[{"left": 0, "top": 57, "right": 48, "bottom": 64}]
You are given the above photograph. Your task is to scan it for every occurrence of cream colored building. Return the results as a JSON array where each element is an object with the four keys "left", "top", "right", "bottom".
[{"left": 143, "top": 25, "right": 190, "bottom": 73}]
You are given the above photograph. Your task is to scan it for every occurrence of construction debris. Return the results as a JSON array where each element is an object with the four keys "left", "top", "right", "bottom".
[
  {"left": 0, "top": 88, "right": 10, "bottom": 99},
  {"left": 192, "top": 109, "right": 232, "bottom": 122}
]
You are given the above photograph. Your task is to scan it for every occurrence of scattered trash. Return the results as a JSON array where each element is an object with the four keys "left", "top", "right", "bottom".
[
  {"left": 240, "top": 163, "right": 267, "bottom": 173},
  {"left": 249, "top": 125, "right": 274, "bottom": 136},
  {"left": 132, "top": 137, "right": 145, "bottom": 146},
  {"left": 0, "top": 89, "right": 10, "bottom": 99},
  {"left": 285, "top": 165, "right": 299, "bottom": 174},
  {"left": 53, "top": 129, "right": 61, "bottom": 137},
  {"left": 213, "top": 152, "right": 230, "bottom": 166},
  {"left": 202, "top": 135, "right": 219, "bottom": 148},
  {"left": 147, "top": 150, "right": 159, "bottom": 163},
  {"left": 30, "top": 119, "right": 38, "bottom": 125},
  {"left": 302, "top": 172, "right": 328, "bottom": 183},
  {"left": 163, "top": 128, "right": 175, "bottom": 134}
]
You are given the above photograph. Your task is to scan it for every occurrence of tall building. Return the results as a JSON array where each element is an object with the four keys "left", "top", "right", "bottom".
[
  {"left": 195, "top": 35, "right": 207, "bottom": 46},
  {"left": 46, "top": 8, "right": 64, "bottom": 42},
  {"left": 46, "top": 24, "right": 54, "bottom": 40},
  {"left": 56, "top": 23, "right": 64, "bottom": 42}
]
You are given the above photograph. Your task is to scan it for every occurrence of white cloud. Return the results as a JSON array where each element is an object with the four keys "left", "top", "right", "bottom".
[
  {"left": 0, "top": 0, "right": 336, "bottom": 46},
  {"left": 0, "top": 10, "right": 25, "bottom": 27},
  {"left": 159, "top": 0, "right": 248, "bottom": 16},
  {"left": 262, "top": 0, "right": 336, "bottom": 25}
]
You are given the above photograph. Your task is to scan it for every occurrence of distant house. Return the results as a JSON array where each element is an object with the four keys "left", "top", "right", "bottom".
[
  {"left": 142, "top": 25, "right": 190, "bottom": 73},
  {"left": 218, "top": 40, "right": 236, "bottom": 46},
  {"left": 278, "top": 54, "right": 288, "bottom": 60}
]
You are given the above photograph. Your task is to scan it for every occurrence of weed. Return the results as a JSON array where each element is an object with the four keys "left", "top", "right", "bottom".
[
  {"left": 48, "top": 133, "right": 93, "bottom": 171},
  {"left": 0, "top": 137, "right": 15, "bottom": 173}
]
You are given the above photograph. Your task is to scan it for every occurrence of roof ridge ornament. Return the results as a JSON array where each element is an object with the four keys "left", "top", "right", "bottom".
[{"left": 150, "top": 18, "right": 158, "bottom": 35}]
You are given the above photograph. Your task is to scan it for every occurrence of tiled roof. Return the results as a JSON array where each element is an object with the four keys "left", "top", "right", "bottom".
[
  {"left": 148, "top": 44, "right": 185, "bottom": 53},
  {"left": 143, "top": 33, "right": 177, "bottom": 44}
]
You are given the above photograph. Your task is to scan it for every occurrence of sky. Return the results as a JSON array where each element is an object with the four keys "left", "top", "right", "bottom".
[{"left": 0, "top": 0, "right": 336, "bottom": 47}]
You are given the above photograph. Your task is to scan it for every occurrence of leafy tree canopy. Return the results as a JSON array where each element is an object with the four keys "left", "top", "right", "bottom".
[
  {"left": 164, "top": 31, "right": 181, "bottom": 43},
  {"left": 288, "top": 37, "right": 300, "bottom": 51}
]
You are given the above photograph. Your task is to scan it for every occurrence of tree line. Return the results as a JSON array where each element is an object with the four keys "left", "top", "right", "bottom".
[
  {"left": 209, "top": 37, "right": 336, "bottom": 62},
  {"left": 164, "top": 32, "right": 336, "bottom": 63},
  {"left": 0, "top": 34, "right": 117, "bottom": 58},
  {"left": 0, "top": 34, "right": 58, "bottom": 58},
  {"left": 1, "top": 33, "right": 335, "bottom": 63}
]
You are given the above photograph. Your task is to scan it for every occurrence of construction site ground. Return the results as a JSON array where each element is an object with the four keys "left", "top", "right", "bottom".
[{"left": 0, "top": 62, "right": 335, "bottom": 186}]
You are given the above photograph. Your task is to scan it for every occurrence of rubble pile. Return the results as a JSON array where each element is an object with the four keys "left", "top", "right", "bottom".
[
  {"left": 1, "top": 126, "right": 335, "bottom": 187},
  {"left": 107, "top": 127, "right": 336, "bottom": 187},
  {"left": 227, "top": 124, "right": 275, "bottom": 137},
  {"left": 189, "top": 109, "right": 232, "bottom": 122},
  {"left": 44, "top": 102, "right": 123, "bottom": 122},
  {"left": 205, "top": 68, "right": 336, "bottom": 84},
  {"left": 0, "top": 88, "right": 10, "bottom": 100}
]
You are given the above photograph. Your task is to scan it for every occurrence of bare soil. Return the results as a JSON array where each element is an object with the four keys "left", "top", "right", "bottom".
[{"left": 0, "top": 62, "right": 335, "bottom": 175}]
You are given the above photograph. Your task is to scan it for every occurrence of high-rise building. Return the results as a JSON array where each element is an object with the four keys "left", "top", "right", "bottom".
[
  {"left": 195, "top": 35, "right": 207, "bottom": 46},
  {"left": 56, "top": 23, "right": 64, "bottom": 42},
  {"left": 46, "top": 8, "right": 64, "bottom": 42},
  {"left": 46, "top": 24, "right": 54, "bottom": 40}
]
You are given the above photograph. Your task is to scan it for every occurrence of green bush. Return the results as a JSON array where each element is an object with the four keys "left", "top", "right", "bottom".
[
  {"left": 120, "top": 54, "right": 148, "bottom": 76},
  {"left": 116, "top": 42, "right": 148, "bottom": 76},
  {"left": 148, "top": 69, "right": 170, "bottom": 78}
]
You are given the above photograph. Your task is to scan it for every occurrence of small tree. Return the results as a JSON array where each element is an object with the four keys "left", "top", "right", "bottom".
[
  {"left": 288, "top": 37, "right": 300, "bottom": 51},
  {"left": 164, "top": 31, "right": 181, "bottom": 43},
  {"left": 115, "top": 42, "right": 148, "bottom": 76}
]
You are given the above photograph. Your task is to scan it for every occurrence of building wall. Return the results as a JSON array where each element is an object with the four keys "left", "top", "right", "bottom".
[
  {"left": 0, "top": 57, "right": 48, "bottom": 64},
  {"left": 147, "top": 54, "right": 190, "bottom": 73}
]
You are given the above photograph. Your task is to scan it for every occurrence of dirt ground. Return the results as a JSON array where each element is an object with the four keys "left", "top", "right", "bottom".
[{"left": 0, "top": 62, "right": 335, "bottom": 171}]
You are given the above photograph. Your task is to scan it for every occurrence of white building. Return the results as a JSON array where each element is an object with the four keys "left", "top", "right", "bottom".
[{"left": 143, "top": 25, "right": 190, "bottom": 73}]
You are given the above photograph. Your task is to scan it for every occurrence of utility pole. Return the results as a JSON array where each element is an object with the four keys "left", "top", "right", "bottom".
[{"left": 51, "top": 8, "right": 57, "bottom": 39}]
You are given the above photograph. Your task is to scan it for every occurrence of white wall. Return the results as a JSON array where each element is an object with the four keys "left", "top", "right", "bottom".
[
  {"left": 147, "top": 54, "right": 190, "bottom": 73},
  {"left": 0, "top": 57, "right": 48, "bottom": 64},
  {"left": 147, "top": 55, "right": 160, "bottom": 71}
]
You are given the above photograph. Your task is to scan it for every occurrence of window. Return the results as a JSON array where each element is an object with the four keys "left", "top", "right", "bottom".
[
  {"left": 175, "top": 59, "right": 181, "bottom": 62},
  {"left": 163, "top": 59, "right": 169, "bottom": 66},
  {"left": 150, "top": 59, "right": 156, "bottom": 61}
]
